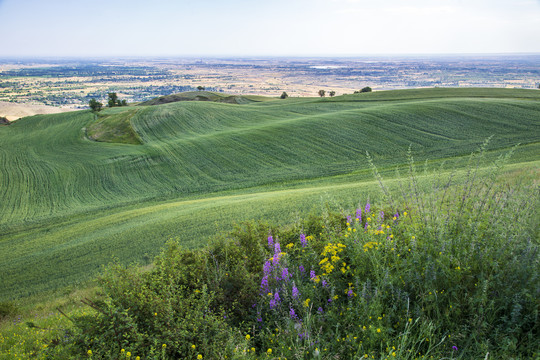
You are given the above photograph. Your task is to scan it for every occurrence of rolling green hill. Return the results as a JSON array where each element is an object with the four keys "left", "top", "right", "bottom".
[
  {"left": 138, "top": 90, "right": 274, "bottom": 106},
  {"left": 0, "top": 88, "right": 539, "bottom": 300}
]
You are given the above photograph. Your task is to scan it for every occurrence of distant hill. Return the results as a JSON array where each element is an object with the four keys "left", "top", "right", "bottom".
[
  {"left": 138, "top": 90, "right": 275, "bottom": 106},
  {"left": 0, "top": 101, "right": 72, "bottom": 121}
]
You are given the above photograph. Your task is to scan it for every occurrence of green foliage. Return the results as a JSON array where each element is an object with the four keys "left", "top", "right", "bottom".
[
  {"left": 107, "top": 92, "right": 127, "bottom": 107},
  {"left": 361, "top": 86, "right": 372, "bottom": 93},
  {"left": 329, "top": 90, "right": 336, "bottom": 97},
  {"left": 0, "top": 302, "right": 18, "bottom": 320},
  {"left": 86, "top": 109, "right": 142, "bottom": 144},
  {"left": 1, "top": 88, "right": 540, "bottom": 300},
  {"left": 280, "top": 91, "right": 288, "bottom": 99},
  {"left": 88, "top": 98, "right": 102, "bottom": 112},
  {"left": 318, "top": 89, "right": 325, "bottom": 97}
]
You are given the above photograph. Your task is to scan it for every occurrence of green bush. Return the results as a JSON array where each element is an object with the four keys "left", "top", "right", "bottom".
[{"left": 0, "top": 302, "right": 18, "bottom": 320}]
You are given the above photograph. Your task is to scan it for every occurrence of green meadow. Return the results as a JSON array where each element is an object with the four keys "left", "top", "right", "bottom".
[{"left": 0, "top": 88, "right": 539, "bottom": 300}]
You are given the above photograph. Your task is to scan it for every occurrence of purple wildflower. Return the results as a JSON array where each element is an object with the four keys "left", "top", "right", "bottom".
[
  {"left": 300, "top": 233, "right": 307, "bottom": 248},
  {"left": 292, "top": 285, "right": 300, "bottom": 299},
  {"left": 289, "top": 307, "right": 297, "bottom": 320},
  {"left": 322, "top": 279, "right": 328, "bottom": 288},
  {"left": 394, "top": 212, "right": 399, "bottom": 220},
  {"left": 452, "top": 346, "right": 458, "bottom": 351},
  {"left": 263, "top": 261, "right": 272, "bottom": 275},
  {"left": 257, "top": 316, "right": 262, "bottom": 322},
  {"left": 281, "top": 267, "right": 290, "bottom": 281},
  {"left": 317, "top": 307, "right": 324, "bottom": 313},
  {"left": 274, "top": 291, "right": 281, "bottom": 303},
  {"left": 356, "top": 208, "right": 362, "bottom": 221},
  {"left": 274, "top": 242, "right": 281, "bottom": 254},
  {"left": 269, "top": 299, "right": 276, "bottom": 309},
  {"left": 365, "top": 201, "right": 371, "bottom": 213},
  {"left": 310, "top": 270, "right": 316, "bottom": 280},
  {"left": 299, "top": 265, "right": 305, "bottom": 274},
  {"left": 260, "top": 275, "right": 269, "bottom": 295},
  {"left": 347, "top": 289, "right": 353, "bottom": 297},
  {"left": 272, "top": 252, "right": 280, "bottom": 266},
  {"left": 379, "top": 211, "right": 384, "bottom": 221},
  {"left": 347, "top": 215, "right": 352, "bottom": 223},
  {"left": 328, "top": 298, "right": 332, "bottom": 303},
  {"left": 268, "top": 235, "right": 274, "bottom": 249}
]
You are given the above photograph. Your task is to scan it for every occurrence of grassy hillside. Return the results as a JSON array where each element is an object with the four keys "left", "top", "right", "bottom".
[
  {"left": 138, "top": 90, "right": 275, "bottom": 106},
  {"left": 0, "top": 88, "right": 539, "bottom": 300}
]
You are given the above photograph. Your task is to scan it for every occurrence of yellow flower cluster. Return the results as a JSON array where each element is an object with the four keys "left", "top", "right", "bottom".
[
  {"left": 319, "top": 242, "right": 346, "bottom": 275},
  {"left": 363, "top": 241, "right": 380, "bottom": 251}
]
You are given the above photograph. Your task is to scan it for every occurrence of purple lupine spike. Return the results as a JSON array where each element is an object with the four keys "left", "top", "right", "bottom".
[
  {"left": 292, "top": 285, "right": 299, "bottom": 299},
  {"left": 260, "top": 275, "right": 269, "bottom": 295},
  {"left": 300, "top": 233, "right": 307, "bottom": 248},
  {"left": 394, "top": 212, "right": 399, "bottom": 219},
  {"left": 379, "top": 211, "right": 384, "bottom": 221},
  {"left": 274, "top": 242, "right": 281, "bottom": 254},
  {"left": 356, "top": 208, "right": 362, "bottom": 222},
  {"left": 347, "top": 215, "right": 352, "bottom": 223},
  {"left": 365, "top": 201, "right": 370, "bottom": 213},
  {"left": 269, "top": 299, "right": 276, "bottom": 309},
  {"left": 281, "top": 267, "right": 289, "bottom": 281},
  {"left": 274, "top": 291, "right": 281, "bottom": 303},
  {"left": 347, "top": 289, "right": 353, "bottom": 297},
  {"left": 310, "top": 270, "right": 316, "bottom": 280},
  {"left": 322, "top": 279, "right": 328, "bottom": 288},
  {"left": 289, "top": 307, "right": 297, "bottom": 320},
  {"left": 364, "top": 222, "right": 368, "bottom": 230},
  {"left": 272, "top": 252, "right": 280, "bottom": 266},
  {"left": 268, "top": 235, "right": 274, "bottom": 249},
  {"left": 263, "top": 261, "right": 272, "bottom": 274}
]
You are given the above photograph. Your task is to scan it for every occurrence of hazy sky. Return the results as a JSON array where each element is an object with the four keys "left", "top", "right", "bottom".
[{"left": 1, "top": 0, "right": 539, "bottom": 57}]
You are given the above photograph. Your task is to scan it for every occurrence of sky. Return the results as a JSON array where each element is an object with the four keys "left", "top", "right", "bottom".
[{"left": 1, "top": 0, "right": 539, "bottom": 57}]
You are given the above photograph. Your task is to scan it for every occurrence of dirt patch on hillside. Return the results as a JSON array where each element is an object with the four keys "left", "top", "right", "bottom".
[{"left": 0, "top": 101, "right": 72, "bottom": 121}]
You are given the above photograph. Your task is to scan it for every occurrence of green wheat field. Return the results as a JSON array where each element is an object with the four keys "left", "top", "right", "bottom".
[{"left": 1, "top": 88, "right": 539, "bottom": 300}]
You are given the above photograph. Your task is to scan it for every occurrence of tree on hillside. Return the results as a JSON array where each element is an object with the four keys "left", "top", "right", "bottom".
[
  {"left": 107, "top": 93, "right": 128, "bottom": 107},
  {"left": 108, "top": 93, "right": 118, "bottom": 107},
  {"left": 329, "top": 90, "right": 336, "bottom": 97},
  {"left": 280, "top": 92, "right": 288, "bottom": 99},
  {"left": 318, "top": 90, "right": 326, "bottom": 97},
  {"left": 197, "top": 86, "right": 205, "bottom": 91},
  {"left": 360, "top": 86, "right": 372, "bottom": 93},
  {"left": 89, "top": 99, "right": 103, "bottom": 112}
]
